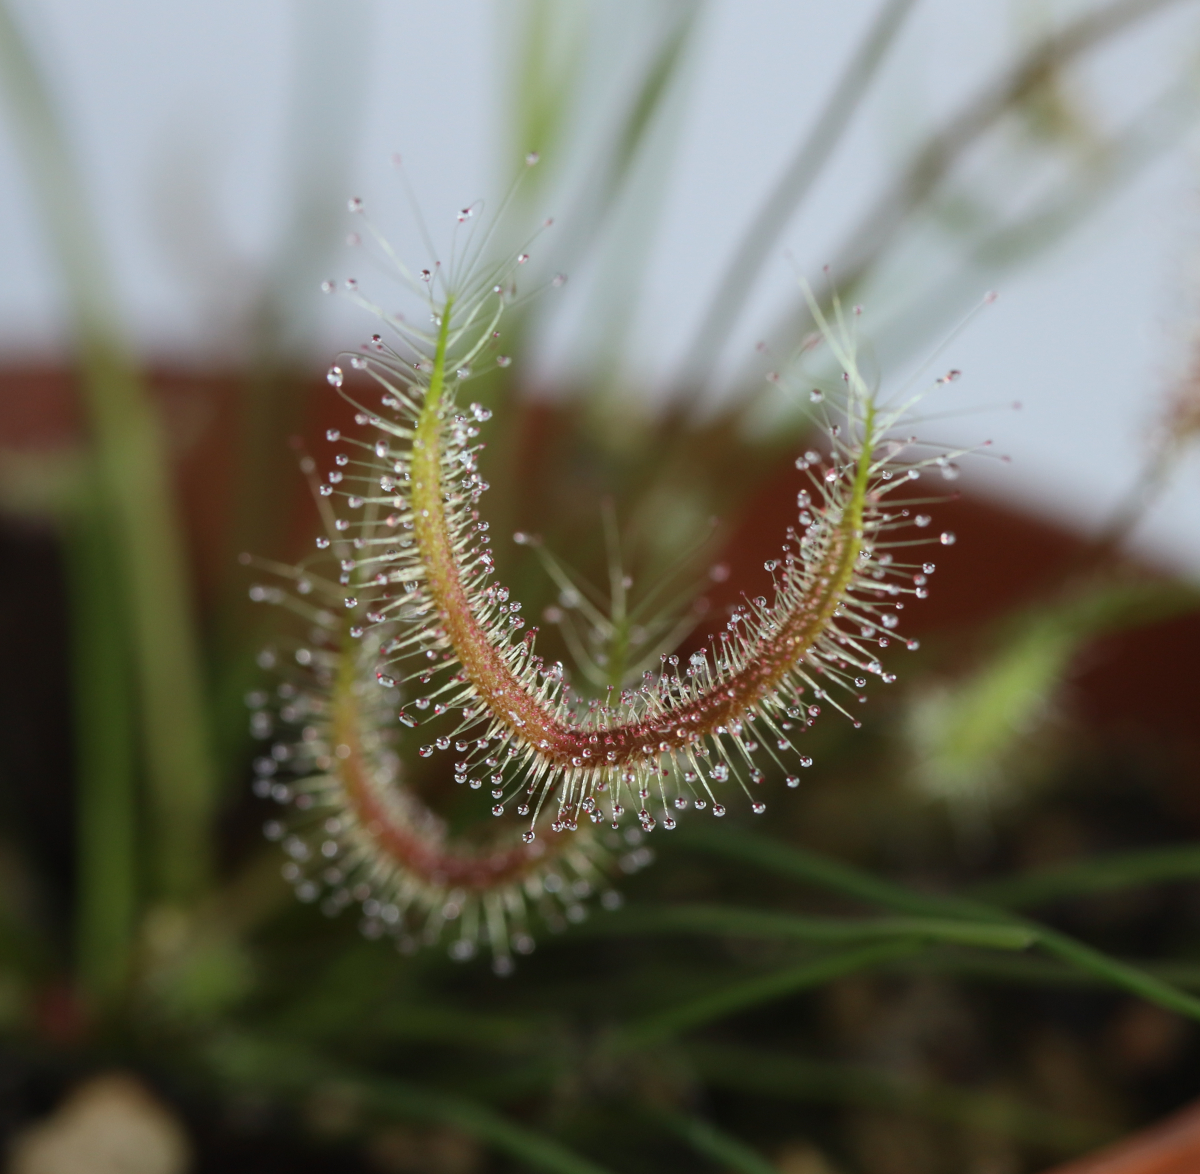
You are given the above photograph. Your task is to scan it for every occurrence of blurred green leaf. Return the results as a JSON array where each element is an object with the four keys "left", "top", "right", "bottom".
[
  {"left": 0, "top": 0, "right": 215, "bottom": 902},
  {"left": 591, "top": 903, "right": 1036, "bottom": 949},
  {"left": 908, "top": 579, "right": 1200, "bottom": 809},
  {"left": 655, "top": 1109, "right": 782, "bottom": 1174},
  {"left": 682, "top": 0, "right": 919, "bottom": 387},
  {"left": 687, "top": 1042, "right": 1112, "bottom": 1153},
  {"left": 737, "top": 0, "right": 1195, "bottom": 408},
  {"left": 613, "top": 941, "right": 921, "bottom": 1048},
  {"left": 685, "top": 827, "right": 1200, "bottom": 1021},
  {"left": 67, "top": 468, "right": 138, "bottom": 1006},
  {"left": 205, "top": 1032, "right": 618, "bottom": 1174},
  {"left": 972, "top": 842, "right": 1200, "bottom": 908}
]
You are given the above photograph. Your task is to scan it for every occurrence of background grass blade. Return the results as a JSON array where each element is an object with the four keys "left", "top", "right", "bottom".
[
  {"left": 686, "top": 1043, "right": 1112, "bottom": 1153},
  {"left": 654, "top": 1110, "right": 781, "bottom": 1174},
  {"left": 682, "top": 0, "right": 918, "bottom": 385},
  {"left": 1032, "top": 928, "right": 1200, "bottom": 1021},
  {"left": 591, "top": 903, "right": 1035, "bottom": 949},
  {"left": 745, "top": 0, "right": 1192, "bottom": 395},
  {"left": 207, "top": 1033, "right": 616, "bottom": 1174},
  {"left": 680, "top": 826, "right": 982, "bottom": 920},
  {"left": 361, "top": 1079, "right": 618, "bottom": 1174},
  {"left": 971, "top": 842, "right": 1200, "bottom": 908},
  {"left": 684, "top": 828, "right": 1200, "bottom": 1021},
  {"left": 66, "top": 470, "right": 137, "bottom": 1004},
  {"left": 0, "top": 0, "right": 216, "bottom": 901},
  {"left": 613, "top": 941, "right": 922, "bottom": 1049}
]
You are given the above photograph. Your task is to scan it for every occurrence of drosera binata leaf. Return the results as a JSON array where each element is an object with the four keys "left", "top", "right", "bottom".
[{"left": 245, "top": 177, "right": 964, "bottom": 970}]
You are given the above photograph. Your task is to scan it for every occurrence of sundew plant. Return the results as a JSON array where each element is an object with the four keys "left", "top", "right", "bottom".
[
  {"left": 5, "top": 3, "right": 1200, "bottom": 1171},
  {"left": 245, "top": 178, "right": 970, "bottom": 972}
]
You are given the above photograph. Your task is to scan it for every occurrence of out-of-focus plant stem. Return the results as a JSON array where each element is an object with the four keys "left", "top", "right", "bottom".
[
  {"left": 682, "top": 0, "right": 918, "bottom": 387},
  {"left": 206, "top": 1033, "right": 617, "bottom": 1174},
  {"left": 483, "top": 3, "right": 705, "bottom": 556},
  {"left": 686, "top": 1043, "right": 1113, "bottom": 1152},
  {"left": 653, "top": 1110, "right": 781, "bottom": 1174},
  {"left": 745, "top": 0, "right": 1195, "bottom": 395},
  {"left": 909, "top": 579, "right": 1200, "bottom": 808},
  {"left": 589, "top": 904, "right": 1036, "bottom": 949},
  {"left": 897, "top": 951, "right": 1200, "bottom": 991},
  {"left": 611, "top": 941, "right": 922, "bottom": 1049},
  {"left": 685, "top": 828, "right": 1200, "bottom": 1022},
  {"left": 903, "top": 331, "right": 1200, "bottom": 795},
  {"left": 508, "top": 0, "right": 586, "bottom": 183},
  {"left": 208, "top": 0, "right": 369, "bottom": 783},
  {"left": 64, "top": 470, "right": 136, "bottom": 1004},
  {"left": 972, "top": 842, "right": 1200, "bottom": 908},
  {"left": 0, "top": 2, "right": 215, "bottom": 903}
]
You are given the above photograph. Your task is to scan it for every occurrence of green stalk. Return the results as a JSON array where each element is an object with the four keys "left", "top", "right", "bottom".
[
  {"left": 653, "top": 1111, "right": 781, "bottom": 1174},
  {"left": 0, "top": 2, "right": 215, "bottom": 901},
  {"left": 744, "top": 0, "right": 1191, "bottom": 399},
  {"left": 971, "top": 842, "right": 1200, "bottom": 909},
  {"left": 682, "top": 0, "right": 918, "bottom": 384},
  {"left": 359, "top": 1079, "right": 616, "bottom": 1174},
  {"left": 208, "top": 0, "right": 370, "bottom": 783},
  {"left": 207, "top": 1033, "right": 615, "bottom": 1174},
  {"left": 588, "top": 904, "right": 1035, "bottom": 950},
  {"left": 681, "top": 827, "right": 969, "bottom": 920},
  {"left": 65, "top": 470, "right": 137, "bottom": 1003},
  {"left": 686, "top": 1043, "right": 1110, "bottom": 1153},
  {"left": 612, "top": 941, "right": 921, "bottom": 1049},
  {"left": 684, "top": 828, "right": 1200, "bottom": 1022},
  {"left": 887, "top": 950, "right": 1200, "bottom": 990},
  {"left": 1032, "top": 928, "right": 1200, "bottom": 1021},
  {"left": 507, "top": 0, "right": 585, "bottom": 179}
]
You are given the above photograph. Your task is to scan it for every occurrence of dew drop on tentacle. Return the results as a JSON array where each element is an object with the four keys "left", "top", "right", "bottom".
[{"left": 244, "top": 178, "right": 966, "bottom": 974}]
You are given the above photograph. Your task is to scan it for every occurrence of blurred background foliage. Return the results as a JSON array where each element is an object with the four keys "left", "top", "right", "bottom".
[{"left": 1, "top": 1, "right": 1200, "bottom": 1171}]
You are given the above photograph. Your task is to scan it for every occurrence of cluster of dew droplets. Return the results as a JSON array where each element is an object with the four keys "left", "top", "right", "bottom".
[
  {"left": 236, "top": 185, "right": 667, "bottom": 971},
  {"left": 241, "top": 182, "right": 971, "bottom": 970},
  {"left": 342, "top": 350, "right": 960, "bottom": 848},
  {"left": 241, "top": 587, "right": 646, "bottom": 974}
]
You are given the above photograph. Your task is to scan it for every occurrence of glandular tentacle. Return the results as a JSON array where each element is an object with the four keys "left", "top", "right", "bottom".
[{"left": 246, "top": 200, "right": 947, "bottom": 968}]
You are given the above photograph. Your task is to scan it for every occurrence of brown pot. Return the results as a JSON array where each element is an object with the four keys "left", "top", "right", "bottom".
[{"left": 1042, "top": 1099, "right": 1200, "bottom": 1174}]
